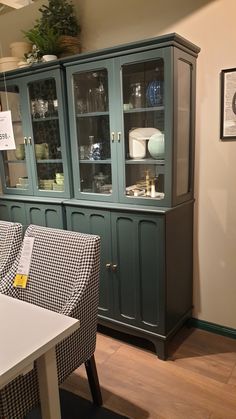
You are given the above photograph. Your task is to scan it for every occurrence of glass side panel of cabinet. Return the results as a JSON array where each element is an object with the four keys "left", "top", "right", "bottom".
[
  {"left": 28, "top": 78, "right": 64, "bottom": 192},
  {"left": 0, "top": 87, "right": 29, "bottom": 191},
  {"left": 176, "top": 59, "right": 191, "bottom": 196},
  {"left": 73, "top": 69, "right": 112, "bottom": 195},
  {"left": 122, "top": 58, "right": 165, "bottom": 200}
]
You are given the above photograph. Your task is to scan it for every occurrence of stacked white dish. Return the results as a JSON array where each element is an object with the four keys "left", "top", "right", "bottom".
[
  {"left": 16, "top": 177, "right": 28, "bottom": 189},
  {"left": 39, "top": 179, "right": 54, "bottom": 190},
  {"left": 0, "top": 57, "right": 20, "bottom": 72}
]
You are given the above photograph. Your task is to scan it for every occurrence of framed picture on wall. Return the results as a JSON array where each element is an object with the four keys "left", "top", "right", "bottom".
[{"left": 220, "top": 67, "right": 236, "bottom": 140}]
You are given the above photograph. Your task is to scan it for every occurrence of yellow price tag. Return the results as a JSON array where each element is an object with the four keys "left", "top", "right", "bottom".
[{"left": 13, "top": 274, "right": 28, "bottom": 288}]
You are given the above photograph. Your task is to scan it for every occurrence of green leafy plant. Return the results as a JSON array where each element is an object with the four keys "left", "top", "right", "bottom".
[
  {"left": 37, "top": 0, "right": 80, "bottom": 37},
  {"left": 23, "top": 26, "right": 63, "bottom": 57}
]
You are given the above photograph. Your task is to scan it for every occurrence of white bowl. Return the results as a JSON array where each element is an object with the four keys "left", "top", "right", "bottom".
[{"left": 42, "top": 55, "right": 57, "bottom": 62}]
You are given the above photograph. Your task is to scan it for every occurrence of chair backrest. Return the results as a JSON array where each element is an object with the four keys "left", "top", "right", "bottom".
[
  {"left": 0, "top": 224, "right": 100, "bottom": 315},
  {"left": 0, "top": 220, "right": 22, "bottom": 281}
]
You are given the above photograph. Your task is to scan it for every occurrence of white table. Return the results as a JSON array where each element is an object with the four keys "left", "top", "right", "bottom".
[{"left": 0, "top": 293, "right": 80, "bottom": 419}]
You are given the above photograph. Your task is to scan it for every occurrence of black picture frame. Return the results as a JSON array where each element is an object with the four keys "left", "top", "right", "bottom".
[{"left": 220, "top": 67, "right": 236, "bottom": 140}]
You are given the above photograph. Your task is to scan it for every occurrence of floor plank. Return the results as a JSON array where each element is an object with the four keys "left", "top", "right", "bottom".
[{"left": 62, "top": 327, "right": 236, "bottom": 419}]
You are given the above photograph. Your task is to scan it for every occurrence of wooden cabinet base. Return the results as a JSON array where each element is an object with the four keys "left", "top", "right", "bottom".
[{"left": 98, "top": 308, "right": 192, "bottom": 360}]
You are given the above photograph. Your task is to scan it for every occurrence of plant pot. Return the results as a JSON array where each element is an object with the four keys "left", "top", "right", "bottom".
[
  {"left": 10, "top": 42, "right": 32, "bottom": 59},
  {"left": 58, "top": 35, "right": 81, "bottom": 57}
]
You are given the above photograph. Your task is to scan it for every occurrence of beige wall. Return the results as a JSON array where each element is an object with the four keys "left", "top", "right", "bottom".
[{"left": 1, "top": 0, "right": 236, "bottom": 328}]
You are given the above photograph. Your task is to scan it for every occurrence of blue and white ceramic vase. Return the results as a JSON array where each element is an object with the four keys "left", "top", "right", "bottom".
[{"left": 146, "top": 80, "right": 164, "bottom": 107}]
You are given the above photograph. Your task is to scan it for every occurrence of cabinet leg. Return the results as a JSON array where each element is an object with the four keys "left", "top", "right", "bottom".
[{"left": 152, "top": 340, "right": 168, "bottom": 360}]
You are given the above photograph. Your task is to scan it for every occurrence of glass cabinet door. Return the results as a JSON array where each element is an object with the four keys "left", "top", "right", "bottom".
[
  {"left": 0, "top": 85, "right": 32, "bottom": 194},
  {"left": 27, "top": 76, "right": 66, "bottom": 194},
  {"left": 68, "top": 62, "right": 115, "bottom": 200},
  {"left": 118, "top": 51, "right": 167, "bottom": 203}
]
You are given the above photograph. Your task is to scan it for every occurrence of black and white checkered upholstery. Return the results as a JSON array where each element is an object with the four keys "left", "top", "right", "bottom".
[
  {"left": 0, "top": 224, "right": 100, "bottom": 419},
  {"left": 0, "top": 220, "right": 22, "bottom": 281}
]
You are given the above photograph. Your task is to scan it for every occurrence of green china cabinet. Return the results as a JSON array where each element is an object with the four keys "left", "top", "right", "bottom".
[
  {"left": 0, "top": 63, "right": 72, "bottom": 198},
  {"left": 0, "top": 33, "right": 200, "bottom": 358},
  {"left": 64, "top": 33, "right": 200, "bottom": 359},
  {"left": 65, "top": 34, "right": 199, "bottom": 208}
]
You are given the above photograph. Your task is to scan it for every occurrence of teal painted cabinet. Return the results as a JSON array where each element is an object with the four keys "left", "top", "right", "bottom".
[
  {"left": 65, "top": 34, "right": 200, "bottom": 207},
  {"left": 65, "top": 202, "right": 193, "bottom": 359},
  {"left": 0, "top": 199, "right": 64, "bottom": 230},
  {"left": 66, "top": 206, "right": 113, "bottom": 317},
  {"left": 0, "top": 63, "right": 72, "bottom": 198}
]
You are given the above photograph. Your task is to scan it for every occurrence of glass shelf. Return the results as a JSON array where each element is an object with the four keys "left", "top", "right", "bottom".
[
  {"left": 36, "top": 159, "right": 63, "bottom": 164},
  {"left": 76, "top": 111, "right": 109, "bottom": 118},
  {"left": 123, "top": 106, "right": 164, "bottom": 114},
  {"left": 125, "top": 159, "right": 165, "bottom": 165},
  {"left": 32, "top": 115, "right": 59, "bottom": 122},
  {"left": 4, "top": 160, "right": 26, "bottom": 164},
  {"left": 79, "top": 159, "right": 111, "bottom": 164}
]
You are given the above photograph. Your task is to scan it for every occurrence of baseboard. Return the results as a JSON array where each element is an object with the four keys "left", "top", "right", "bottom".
[{"left": 189, "top": 318, "right": 236, "bottom": 340}]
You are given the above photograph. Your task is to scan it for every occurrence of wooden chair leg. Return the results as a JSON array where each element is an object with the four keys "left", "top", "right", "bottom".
[{"left": 84, "top": 355, "right": 103, "bottom": 406}]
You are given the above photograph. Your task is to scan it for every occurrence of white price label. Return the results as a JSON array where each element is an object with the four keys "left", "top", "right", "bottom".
[
  {"left": 0, "top": 110, "right": 16, "bottom": 150},
  {"left": 17, "top": 237, "right": 35, "bottom": 276}
]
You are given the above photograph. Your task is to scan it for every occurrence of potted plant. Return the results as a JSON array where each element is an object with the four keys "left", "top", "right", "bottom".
[
  {"left": 37, "top": 0, "right": 80, "bottom": 57},
  {"left": 24, "top": 25, "right": 63, "bottom": 62},
  {"left": 22, "top": 0, "right": 80, "bottom": 61}
]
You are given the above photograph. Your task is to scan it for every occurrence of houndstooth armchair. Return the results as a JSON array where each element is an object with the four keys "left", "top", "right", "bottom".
[
  {"left": 0, "top": 224, "right": 102, "bottom": 419},
  {"left": 0, "top": 220, "right": 22, "bottom": 280}
]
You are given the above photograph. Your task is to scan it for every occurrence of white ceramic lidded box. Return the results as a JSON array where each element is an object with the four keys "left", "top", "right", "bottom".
[{"left": 129, "top": 127, "right": 160, "bottom": 159}]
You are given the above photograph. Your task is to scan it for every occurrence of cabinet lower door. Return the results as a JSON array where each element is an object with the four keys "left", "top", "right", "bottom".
[
  {"left": 65, "top": 206, "right": 113, "bottom": 318},
  {"left": 0, "top": 200, "right": 26, "bottom": 225},
  {"left": 25, "top": 203, "right": 64, "bottom": 229},
  {"left": 111, "top": 212, "right": 165, "bottom": 333}
]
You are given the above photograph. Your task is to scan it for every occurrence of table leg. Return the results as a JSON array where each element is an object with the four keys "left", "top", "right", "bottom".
[{"left": 36, "top": 347, "right": 61, "bottom": 419}]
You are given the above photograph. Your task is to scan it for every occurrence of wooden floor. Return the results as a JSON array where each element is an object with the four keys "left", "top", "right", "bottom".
[{"left": 62, "top": 327, "right": 236, "bottom": 418}]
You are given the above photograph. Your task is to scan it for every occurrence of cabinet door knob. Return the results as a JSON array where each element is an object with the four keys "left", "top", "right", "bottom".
[
  {"left": 28, "top": 137, "right": 32, "bottom": 145},
  {"left": 111, "top": 264, "right": 118, "bottom": 272},
  {"left": 24, "top": 137, "right": 28, "bottom": 145},
  {"left": 106, "top": 263, "right": 111, "bottom": 270},
  {"left": 117, "top": 132, "right": 121, "bottom": 142},
  {"left": 111, "top": 132, "right": 115, "bottom": 143}
]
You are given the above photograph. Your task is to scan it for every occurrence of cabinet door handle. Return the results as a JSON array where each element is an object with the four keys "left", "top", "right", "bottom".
[
  {"left": 111, "top": 264, "right": 118, "bottom": 272},
  {"left": 117, "top": 132, "right": 121, "bottom": 142},
  {"left": 106, "top": 263, "right": 111, "bottom": 270},
  {"left": 24, "top": 137, "right": 28, "bottom": 145},
  {"left": 111, "top": 132, "right": 115, "bottom": 142},
  {"left": 28, "top": 137, "right": 32, "bottom": 145}
]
